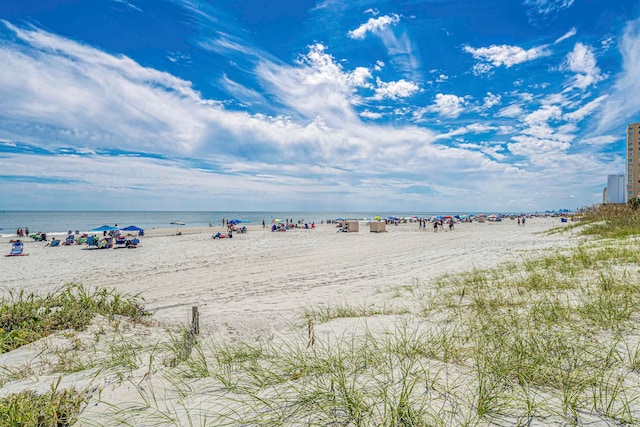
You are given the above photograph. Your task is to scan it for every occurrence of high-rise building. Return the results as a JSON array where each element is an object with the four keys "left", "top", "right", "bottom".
[
  {"left": 627, "top": 122, "right": 640, "bottom": 200},
  {"left": 607, "top": 174, "right": 625, "bottom": 203}
]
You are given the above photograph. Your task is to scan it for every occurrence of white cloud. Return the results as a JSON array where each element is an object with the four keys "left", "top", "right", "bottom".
[
  {"left": 597, "top": 19, "right": 640, "bottom": 133},
  {"left": 471, "top": 62, "right": 493, "bottom": 76},
  {"left": 464, "top": 43, "right": 550, "bottom": 69},
  {"left": 256, "top": 43, "right": 373, "bottom": 125},
  {"left": 498, "top": 104, "right": 523, "bottom": 118},
  {"left": 524, "top": 0, "right": 575, "bottom": 16},
  {"left": 561, "top": 42, "right": 605, "bottom": 90},
  {"left": 508, "top": 135, "right": 570, "bottom": 157},
  {"left": 482, "top": 92, "right": 502, "bottom": 109},
  {"left": 554, "top": 27, "right": 577, "bottom": 44},
  {"left": 524, "top": 105, "right": 562, "bottom": 126},
  {"left": 563, "top": 95, "right": 607, "bottom": 122},
  {"left": 601, "top": 36, "right": 614, "bottom": 50},
  {"left": 429, "top": 94, "right": 467, "bottom": 118},
  {"left": 111, "top": 0, "right": 142, "bottom": 12},
  {"left": 581, "top": 135, "right": 618, "bottom": 145},
  {"left": 348, "top": 14, "right": 400, "bottom": 40},
  {"left": 372, "top": 78, "right": 420, "bottom": 100},
  {"left": 360, "top": 110, "right": 383, "bottom": 120},
  {"left": 436, "top": 74, "right": 448, "bottom": 82},
  {"left": 348, "top": 14, "right": 421, "bottom": 81}
]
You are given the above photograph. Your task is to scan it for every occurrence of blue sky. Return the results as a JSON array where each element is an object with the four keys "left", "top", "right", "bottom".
[{"left": 0, "top": 0, "right": 638, "bottom": 212}]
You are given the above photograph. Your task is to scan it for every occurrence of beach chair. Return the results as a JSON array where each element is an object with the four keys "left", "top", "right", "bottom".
[
  {"left": 127, "top": 238, "right": 140, "bottom": 248},
  {"left": 49, "top": 239, "right": 60, "bottom": 247},
  {"left": 86, "top": 236, "right": 98, "bottom": 247},
  {"left": 115, "top": 235, "right": 127, "bottom": 247},
  {"left": 6, "top": 241, "right": 24, "bottom": 256}
]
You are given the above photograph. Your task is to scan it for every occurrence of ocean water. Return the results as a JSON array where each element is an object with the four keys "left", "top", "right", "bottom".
[{"left": 0, "top": 210, "right": 469, "bottom": 237}]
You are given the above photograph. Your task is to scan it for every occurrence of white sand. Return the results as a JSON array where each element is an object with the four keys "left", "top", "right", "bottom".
[
  {"left": 0, "top": 217, "right": 579, "bottom": 424},
  {"left": 1, "top": 218, "right": 574, "bottom": 337}
]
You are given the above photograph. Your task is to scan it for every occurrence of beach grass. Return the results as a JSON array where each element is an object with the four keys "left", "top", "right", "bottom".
[
  {"left": 578, "top": 202, "right": 640, "bottom": 239},
  {"left": 0, "top": 283, "right": 149, "bottom": 354},
  {"left": 0, "top": 378, "right": 86, "bottom": 427}
]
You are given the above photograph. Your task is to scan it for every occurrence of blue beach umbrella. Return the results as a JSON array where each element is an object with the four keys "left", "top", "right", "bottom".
[
  {"left": 122, "top": 225, "right": 144, "bottom": 232},
  {"left": 90, "top": 225, "right": 120, "bottom": 232}
]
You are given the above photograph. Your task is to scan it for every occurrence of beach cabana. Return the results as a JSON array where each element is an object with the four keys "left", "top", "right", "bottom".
[
  {"left": 122, "top": 225, "right": 144, "bottom": 232},
  {"left": 122, "top": 225, "right": 144, "bottom": 236}
]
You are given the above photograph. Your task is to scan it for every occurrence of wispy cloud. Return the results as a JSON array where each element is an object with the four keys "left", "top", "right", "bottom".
[
  {"left": 111, "top": 0, "right": 142, "bottom": 13},
  {"left": 554, "top": 27, "right": 577, "bottom": 44},
  {"left": 597, "top": 19, "right": 640, "bottom": 133},
  {"left": 464, "top": 43, "right": 550, "bottom": 73},
  {"left": 349, "top": 13, "right": 422, "bottom": 81},
  {"left": 348, "top": 14, "right": 400, "bottom": 40},
  {"left": 561, "top": 42, "right": 605, "bottom": 90},
  {"left": 524, "top": 0, "right": 575, "bottom": 16}
]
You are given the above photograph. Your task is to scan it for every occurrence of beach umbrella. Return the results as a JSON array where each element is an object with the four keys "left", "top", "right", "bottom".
[
  {"left": 122, "top": 225, "right": 144, "bottom": 232},
  {"left": 90, "top": 225, "right": 120, "bottom": 232},
  {"left": 372, "top": 216, "right": 383, "bottom": 221},
  {"left": 171, "top": 221, "right": 185, "bottom": 233},
  {"left": 335, "top": 217, "right": 345, "bottom": 221},
  {"left": 229, "top": 219, "right": 248, "bottom": 225}
]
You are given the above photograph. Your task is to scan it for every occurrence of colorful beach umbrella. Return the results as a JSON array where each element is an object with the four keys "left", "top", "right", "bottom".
[
  {"left": 272, "top": 219, "right": 282, "bottom": 223},
  {"left": 229, "top": 219, "right": 249, "bottom": 225},
  {"left": 372, "top": 216, "right": 383, "bottom": 221}
]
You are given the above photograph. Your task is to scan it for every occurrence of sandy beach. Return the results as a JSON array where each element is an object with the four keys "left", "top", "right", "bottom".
[
  {"left": 1, "top": 218, "right": 574, "bottom": 337},
  {"left": 1, "top": 217, "right": 590, "bottom": 425}
]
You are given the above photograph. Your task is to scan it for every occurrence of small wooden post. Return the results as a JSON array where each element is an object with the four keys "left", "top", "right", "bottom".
[{"left": 191, "top": 306, "right": 200, "bottom": 335}]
